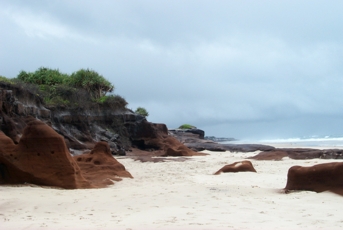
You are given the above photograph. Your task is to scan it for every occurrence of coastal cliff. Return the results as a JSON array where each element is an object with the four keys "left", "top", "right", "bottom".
[{"left": 0, "top": 81, "right": 201, "bottom": 157}]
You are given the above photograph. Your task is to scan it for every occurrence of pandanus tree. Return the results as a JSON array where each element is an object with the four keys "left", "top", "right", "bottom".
[{"left": 68, "top": 69, "right": 114, "bottom": 99}]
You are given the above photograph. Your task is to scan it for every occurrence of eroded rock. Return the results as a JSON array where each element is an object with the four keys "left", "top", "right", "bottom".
[{"left": 0, "top": 120, "right": 131, "bottom": 189}]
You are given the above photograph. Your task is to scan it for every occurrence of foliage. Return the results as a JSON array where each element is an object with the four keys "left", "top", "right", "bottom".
[
  {"left": 8, "top": 67, "right": 125, "bottom": 109},
  {"left": 17, "top": 67, "right": 68, "bottom": 86},
  {"left": 0, "top": 76, "right": 14, "bottom": 84},
  {"left": 68, "top": 69, "right": 114, "bottom": 99},
  {"left": 96, "top": 95, "right": 128, "bottom": 109},
  {"left": 135, "top": 107, "right": 149, "bottom": 117},
  {"left": 178, "top": 124, "right": 196, "bottom": 129},
  {"left": 11, "top": 67, "right": 124, "bottom": 109}
]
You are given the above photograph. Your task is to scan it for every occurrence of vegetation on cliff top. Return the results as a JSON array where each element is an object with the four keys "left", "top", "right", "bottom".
[
  {"left": 1, "top": 67, "right": 126, "bottom": 109},
  {"left": 135, "top": 107, "right": 149, "bottom": 117},
  {"left": 1, "top": 67, "right": 151, "bottom": 117},
  {"left": 179, "top": 124, "right": 196, "bottom": 129}
]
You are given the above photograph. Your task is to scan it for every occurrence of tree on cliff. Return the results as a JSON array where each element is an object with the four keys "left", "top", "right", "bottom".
[{"left": 67, "top": 69, "right": 114, "bottom": 99}]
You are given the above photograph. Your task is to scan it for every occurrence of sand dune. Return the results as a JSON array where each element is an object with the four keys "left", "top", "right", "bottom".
[{"left": 1, "top": 149, "right": 343, "bottom": 230}]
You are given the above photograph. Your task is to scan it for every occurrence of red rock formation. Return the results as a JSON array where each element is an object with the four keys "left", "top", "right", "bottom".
[
  {"left": 285, "top": 162, "right": 343, "bottom": 195},
  {"left": 214, "top": 160, "right": 257, "bottom": 175},
  {"left": 162, "top": 136, "right": 206, "bottom": 156},
  {"left": 0, "top": 120, "right": 132, "bottom": 189},
  {"left": 74, "top": 141, "right": 132, "bottom": 187}
]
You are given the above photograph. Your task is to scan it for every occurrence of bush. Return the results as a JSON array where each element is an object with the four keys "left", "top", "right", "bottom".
[
  {"left": 178, "top": 124, "right": 196, "bottom": 129},
  {"left": 98, "top": 95, "right": 128, "bottom": 109},
  {"left": 135, "top": 107, "right": 149, "bottom": 117}
]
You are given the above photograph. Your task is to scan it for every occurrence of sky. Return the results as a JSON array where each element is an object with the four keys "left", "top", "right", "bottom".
[{"left": 1, "top": 0, "right": 343, "bottom": 140}]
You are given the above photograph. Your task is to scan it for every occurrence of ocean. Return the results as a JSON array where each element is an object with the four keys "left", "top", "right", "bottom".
[{"left": 224, "top": 135, "right": 343, "bottom": 148}]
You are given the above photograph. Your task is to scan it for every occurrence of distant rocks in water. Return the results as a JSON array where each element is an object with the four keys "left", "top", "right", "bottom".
[
  {"left": 205, "top": 136, "right": 237, "bottom": 142},
  {"left": 249, "top": 148, "right": 343, "bottom": 160},
  {"left": 214, "top": 160, "right": 257, "bottom": 175},
  {"left": 285, "top": 162, "right": 343, "bottom": 195},
  {"left": 168, "top": 128, "right": 205, "bottom": 142},
  {"left": 169, "top": 128, "right": 275, "bottom": 152},
  {"left": 0, "top": 119, "right": 132, "bottom": 189}
]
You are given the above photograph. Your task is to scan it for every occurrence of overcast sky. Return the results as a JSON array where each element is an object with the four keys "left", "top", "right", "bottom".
[{"left": 1, "top": 0, "right": 343, "bottom": 140}]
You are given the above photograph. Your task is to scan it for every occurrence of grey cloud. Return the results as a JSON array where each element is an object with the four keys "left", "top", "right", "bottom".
[{"left": 1, "top": 0, "right": 343, "bottom": 139}]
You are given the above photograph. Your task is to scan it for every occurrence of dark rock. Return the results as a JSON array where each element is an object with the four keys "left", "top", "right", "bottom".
[
  {"left": 185, "top": 128, "right": 205, "bottom": 139},
  {"left": 221, "top": 144, "right": 275, "bottom": 152}
]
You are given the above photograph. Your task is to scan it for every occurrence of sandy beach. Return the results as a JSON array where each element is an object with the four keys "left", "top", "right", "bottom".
[{"left": 1, "top": 147, "right": 343, "bottom": 230}]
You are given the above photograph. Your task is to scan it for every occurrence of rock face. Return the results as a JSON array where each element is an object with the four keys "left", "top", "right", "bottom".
[
  {"left": 214, "top": 160, "right": 257, "bottom": 175},
  {"left": 0, "top": 82, "right": 198, "bottom": 157},
  {"left": 0, "top": 120, "right": 132, "bottom": 189},
  {"left": 285, "top": 162, "right": 343, "bottom": 195}
]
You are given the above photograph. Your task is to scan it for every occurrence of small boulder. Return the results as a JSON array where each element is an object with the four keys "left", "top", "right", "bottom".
[{"left": 214, "top": 160, "right": 257, "bottom": 175}]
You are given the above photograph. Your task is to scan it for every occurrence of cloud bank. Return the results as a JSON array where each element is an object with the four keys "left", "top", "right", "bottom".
[{"left": 1, "top": 0, "right": 343, "bottom": 139}]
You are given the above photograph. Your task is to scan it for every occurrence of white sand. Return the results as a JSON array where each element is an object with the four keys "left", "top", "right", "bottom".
[{"left": 1, "top": 149, "right": 343, "bottom": 230}]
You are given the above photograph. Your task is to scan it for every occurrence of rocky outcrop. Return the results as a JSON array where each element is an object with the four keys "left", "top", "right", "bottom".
[
  {"left": 285, "top": 162, "right": 343, "bottom": 195},
  {"left": 249, "top": 148, "right": 343, "bottom": 160},
  {"left": 125, "top": 119, "right": 204, "bottom": 157},
  {"left": 0, "top": 119, "right": 91, "bottom": 189},
  {"left": 214, "top": 161, "right": 257, "bottom": 175},
  {"left": 0, "top": 120, "right": 132, "bottom": 189}
]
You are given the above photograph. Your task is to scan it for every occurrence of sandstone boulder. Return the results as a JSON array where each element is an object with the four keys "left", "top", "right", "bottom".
[
  {"left": 74, "top": 141, "right": 133, "bottom": 187},
  {"left": 214, "top": 160, "right": 257, "bottom": 175},
  {"left": 285, "top": 162, "right": 343, "bottom": 195},
  {"left": 162, "top": 136, "right": 205, "bottom": 157}
]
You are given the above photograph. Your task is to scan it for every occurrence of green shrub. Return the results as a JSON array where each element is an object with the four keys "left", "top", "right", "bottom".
[
  {"left": 101, "top": 95, "right": 128, "bottom": 109},
  {"left": 178, "top": 124, "right": 196, "bottom": 129},
  {"left": 0, "top": 76, "right": 14, "bottom": 84},
  {"left": 135, "top": 107, "right": 149, "bottom": 117}
]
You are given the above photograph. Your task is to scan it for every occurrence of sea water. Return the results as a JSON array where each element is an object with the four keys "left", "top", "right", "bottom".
[{"left": 224, "top": 135, "right": 343, "bottom": 148}]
